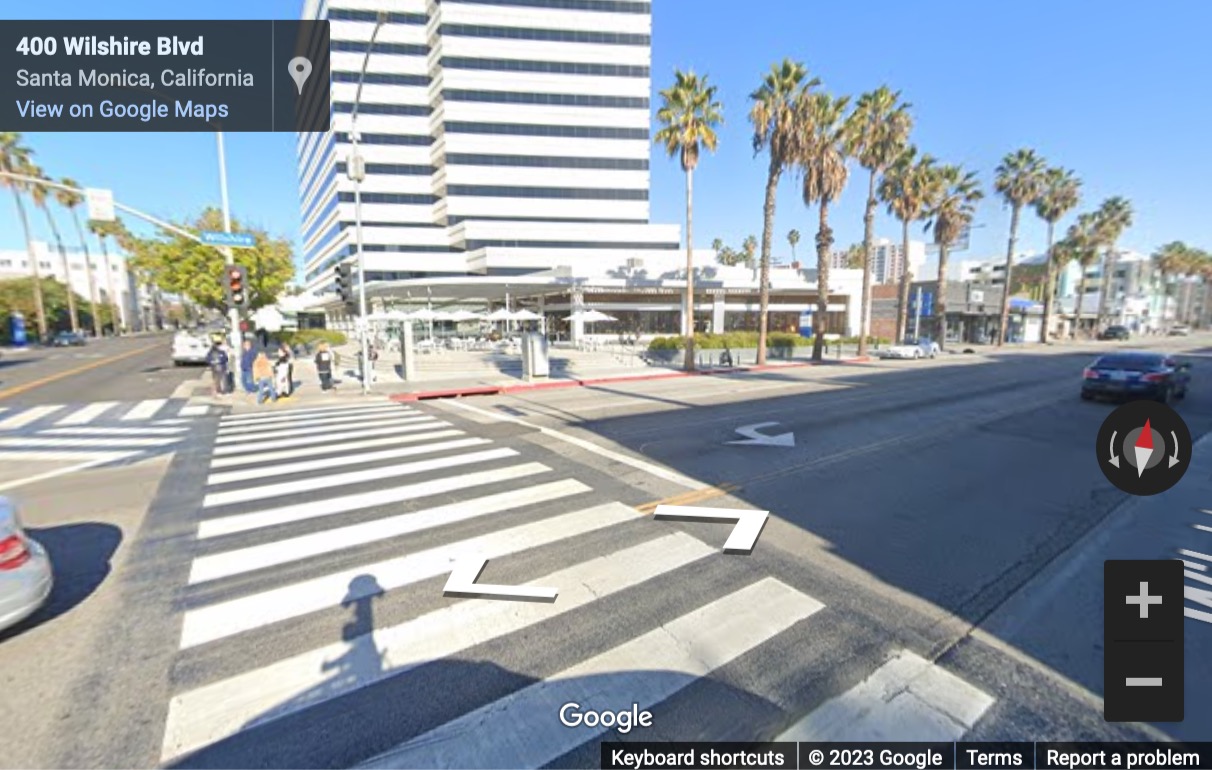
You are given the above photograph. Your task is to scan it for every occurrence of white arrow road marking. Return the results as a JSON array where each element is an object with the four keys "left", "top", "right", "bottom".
[
  {"left": 443, "top": 558, "right": 559, "bottom": 602},
  {"left": 1170, "top": 430, "right": 1181, "bottom": 468},
  {"left": 727, "top": 421, "right": 795, "bottom": 447},
  {"left": 653, "top": 504, "right": 768, "bottom": 554},
  {"left": 1109, "top": 430, "right": 1120, "bottom": 468}
]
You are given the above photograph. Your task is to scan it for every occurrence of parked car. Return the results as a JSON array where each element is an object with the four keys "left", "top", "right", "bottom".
[
  {"left": 0, "top": 497, "right": 52, "bottom": 635},
  {"left": 1098, "top": 325, "right": 1131, "bottom": 341},
  {"left": 881, "top": 337, "right": 940, "bottom": 360},
  {"left": 171, "top": 331, "right": 211, "bottom": 366},
  {"left": 52, "top": 331, "right": 86, "bottom": 347},
  {"left": 1169, "top": 324, "right": 1191, "bottom": 336},
  {"left": 1081, "top": 351, "right": 1191, "bottom": 403}
]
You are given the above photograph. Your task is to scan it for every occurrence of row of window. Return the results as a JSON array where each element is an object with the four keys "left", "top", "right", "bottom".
[
  {"left": 331, "top": 40, "right": 427, "bottom": 56},
  {"left": 466, "top": 240, "right": 676, "bottom": 250},
  {"left": 442, "top": 89, "right": 647, "bottom": 109},
  {"left": 440, "top": 23, "right": 649, "bottom": 46},
  {"left": 446, "top": 185, "right": 647, "bottom": 200},
  {"left": 440, "top": 57, "right": 648, "bottom": 78},
  {"left": 335, "top": 162, "right": 435, "bottom": 176},
  {"left": 445, "top": 122, "right": 647, "bottom": 140},
  {"left": 339, "top": 221, "right": 444, "bottom": 230},
  {"left": 333, "top": 102, "right": 431, "bottom": 116},
  {"left": 445, "top": 153, "right": 647, "bottom": 170},
  {"left": 448, "top": 215, "right": 646, "bottom": 224},
  {"left": 334, "top": 132, "right": 433, "bottom": 146},
  {"left": 449, "top": 0, "right": 650, "bottom": 13},
  {"left": 332, "top": 72, "right": 429, "bottom": 86},
  {"left": 362, "top": 245, "right": 461, "bottom": 253},
  {"left": 338, "top": 192, "right": 439, "bottom": 205},
  {"left": 327, "top": 9, "right": 426, "bottom": 23}
]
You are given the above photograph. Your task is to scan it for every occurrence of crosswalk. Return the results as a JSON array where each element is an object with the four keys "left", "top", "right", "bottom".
[
  {"left": 0, "top": 398, "right": 214, "bottom": 466},
  {"left": 160, "top": 401, "right": 996, "bottom": 768}
]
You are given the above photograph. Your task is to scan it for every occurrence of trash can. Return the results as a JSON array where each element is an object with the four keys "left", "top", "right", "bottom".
[{"left": 521, "top": 332, "right": 549, "bottom": 380}]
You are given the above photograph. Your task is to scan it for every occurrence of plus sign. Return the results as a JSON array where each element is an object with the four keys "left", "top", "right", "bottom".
[{"left": 1126, "top": 581, "right": 1163, "bottom": 618}]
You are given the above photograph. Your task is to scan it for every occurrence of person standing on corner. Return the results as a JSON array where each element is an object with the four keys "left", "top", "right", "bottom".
[
  {"left": 239, "top": 338, "right": 257, "bottom": 394},
  {"left": 275, "top": 341, "right": 294, "bottom": 398},
  {"left": 315, "top": 340, "right": 335, "bottom": 391},
  {"left": 207, "top": 338, "right": 231, "bottom": 398},
  {"left": 253, "top": 351, "right": 277, "bottom": 405}
]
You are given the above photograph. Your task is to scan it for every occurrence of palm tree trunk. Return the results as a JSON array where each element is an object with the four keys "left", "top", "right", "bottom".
[
  {"left": 10, "top": 188, "right": 47, "bottom": 340},
  {"left": 997, "top": 204, "right": 1020, "bottom": 346},
  {"left": 812, "top": 203, "right": 832, "bottom": 362},
  {"left": 70, "top": 211, "right": 102, "bottom": 338},
  {"left": 757, "top": 163, "right": 781, "bottom": 366},
  {"left": 1074, "top": 270, "right": 1090, "bottom": 338},
  {"left": 935, "top": 244, "right": 949, "bottom": 350},
  {"left": 1040, "top": 220, "right": 1056, "bottom": 343},
  {"left": 1097, "top": 245, "right": 1116, "bottom": 329},
  {"left": 98, "top": 235, "right": 123, "bottom": 334},
  {"left": 43, "top": 206, "right": 79, "bottom": 333},
  {"left": 683, "top": 167, "right": 696, "bottom": 372},
  {"left": 858, "top": 171, "right": 877, "bottom": 355},
  {"left": 895, "top": 218, "right": 911, "bottom": 343}
]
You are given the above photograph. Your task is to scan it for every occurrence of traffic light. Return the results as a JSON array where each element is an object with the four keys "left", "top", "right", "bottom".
[
  {"left": 335, "top": 262, "right": 353, "bottom": 305},
  {"left": 224, "top": 264, "right": 249, "bottom": 310}
]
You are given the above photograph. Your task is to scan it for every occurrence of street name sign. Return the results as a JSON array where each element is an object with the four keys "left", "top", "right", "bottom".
[
  {"left": 201, "top": 231, "right": 256, "bottom": 248},
  {"left": 85, "top": 187, "right": 114, "bottom": 221}
]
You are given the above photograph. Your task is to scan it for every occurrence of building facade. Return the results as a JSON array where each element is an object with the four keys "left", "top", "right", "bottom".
[{"left": 0, "top": 240, "right": 141, "bottom": 332}]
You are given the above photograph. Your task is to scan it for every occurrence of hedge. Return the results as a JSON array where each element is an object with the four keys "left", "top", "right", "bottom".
[
  {"left": 648, "top": 333, "right": 889, "bottom": 352},
  {"left": 278, "top": 329, "right": 348, "bottom": 347}
]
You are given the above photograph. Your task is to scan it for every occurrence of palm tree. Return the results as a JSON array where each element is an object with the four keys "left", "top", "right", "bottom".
[
  {"left": 1066, "top": 212, "right": 1101, "bottom": 337},
  {"left": 1032, "top": 167, "right": 1081, "bottom": 343},
  {"left": 89, "top": 217, "right": 127, "bottom": 334},
  {"left": 28, "top": 167, "right": 80, "bottom": 333},
  {"left": 879, "top": 147, "right": 938, "bottom": 342},
  {"left": 924, "top": 164, "right": 983, "bottom": 350},
  {"left": 742, "top": 234, "right": 757, "bottom": 268},
  {"left": 845, "top": 86, "right": 912, "bottom": 356},
  {"left": 1092, "top": 196, "right": 1134, "bottom": 328},
  {"left": 787, "top": 229, "right": 800, "bottom": 263},
  {"left": 750, "top": 59, "right": 819, "bottom": 364},
  {"left": 57, "top": 178, "right": 103, "bottom": 338},
  {"left": 711, "top": 237, "right": 724, "bottom": 253},
  {"left": 654, "top": 69, "right": 723, "bottom": 372},
  {"left": 0, "top": 132, "right": 47, "bottom": 340},
  {"left": 993, "top": 148, "right": 1047, "bottom": 346},
  {"left": 797, "top": 91, "right": 851, "bottom": 361},
  {"left": 1152, "top": 241, "right": 1188, "bottom": 327}
]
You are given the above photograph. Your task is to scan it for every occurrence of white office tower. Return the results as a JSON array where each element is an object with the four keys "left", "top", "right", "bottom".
[{"left": 297, "top": 0, "right": 680, "bottom": 293}]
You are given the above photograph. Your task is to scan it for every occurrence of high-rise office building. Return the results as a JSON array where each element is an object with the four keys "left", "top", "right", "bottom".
[{"left": 297, "top": 0, "right": 680, "bottom": 294}]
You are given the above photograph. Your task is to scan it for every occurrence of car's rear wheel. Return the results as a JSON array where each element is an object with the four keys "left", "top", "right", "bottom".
[{"left": 1155, "top": 386, "right": 1171, "bottom": 404}]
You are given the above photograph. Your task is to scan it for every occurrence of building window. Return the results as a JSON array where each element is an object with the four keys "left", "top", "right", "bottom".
[
  {"left": 442, "top": 90, "right": 648, "bottom": 109},
  {"left": 0, "top": 260, "right": 11, "bottom": 268},
  {"left": 362, "top": 245, "right": 459, "bottom": 253},
  {"left": 448, "top": 215, "right": 646, "bottom": 224},
  {"left": 326, "top": 9, "right": 427, "bottom": 23},
  {"left": 447, "top": 185, "right": 647, "bottom": 200},
  {"left": 440, "top": 24, "right": 649, "bottom": 46},
  {"left": 337, "top": 192, "right": 438, "bottom": 204},
  {"left": 444, "top": 122, "right": 647, "bottom": 140},
  {"left": 333, "top": 132, "right": 433, "bottom": 146},
  {"left": 466, "top": 239, "right": 676, "bottom": 249},
  {"left": 440, "top": 57, "right": 648, "bottom": 78},
  {"left": 444, "top": 153, "right": 647, "bottom": 170},
  {"left": 331, "top": 40, "right": 428, "bottom": 56},
  {"left": 449, "top": 0, "right": 651, "bottom": 13},
  {"left": 333, "top": 102, "right": 431, "bottom": 116},
  {"left": 332, "top": 72, "right": 429, "bottom": 86},
  {"left": 335, "top": 162, "right": 434, "bottom": 176},
  {"left": 339, "top": 222, "right": 445, "bottom": 230}
]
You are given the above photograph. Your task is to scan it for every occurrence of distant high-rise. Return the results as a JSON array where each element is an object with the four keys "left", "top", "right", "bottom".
[{"left": 297, "top": 0, "right": 680, "bottom": 293}]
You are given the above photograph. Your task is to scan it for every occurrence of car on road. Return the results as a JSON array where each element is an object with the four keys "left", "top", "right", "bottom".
[
  {"left": 1169, "top": 324, "right": 1191, "bottom": 336},
  {"left": 1097, "top": 325, "right": 1131, "bottom": 341},
  {"left": 1081, "top": 351, "right": 1191, "bottom": 403},
  {"left": 880, "top": 337, "right": 940, "bottom": 360},
  {"left": 171, "top": 331, "right": 211, "bottom": 366},
  {"left": 0, "top": 497, "right": 52, "bottom": 635},
  {"left": 52, "top": 331, "right": 87, "bottom": 347}
]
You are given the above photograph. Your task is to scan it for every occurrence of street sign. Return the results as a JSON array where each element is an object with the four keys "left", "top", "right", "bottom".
[
  {"left": 201, "top": 231, "right": 256, "bottom": 248},
  {"left": 85, "top": 188, "right": 114, "bottom": 221}
]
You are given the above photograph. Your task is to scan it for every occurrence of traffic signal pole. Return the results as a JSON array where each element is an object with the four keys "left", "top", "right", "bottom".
[{"left": 216, "top": 132, "right": 242, "bottom": 380}]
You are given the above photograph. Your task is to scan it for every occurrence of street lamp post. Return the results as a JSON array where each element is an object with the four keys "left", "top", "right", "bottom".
[
  {"left": 215, "top": 131, "right": 242, "bottom": 379},
  {"left": 347, "top": 11, "right": 387, "bottom": 395}
]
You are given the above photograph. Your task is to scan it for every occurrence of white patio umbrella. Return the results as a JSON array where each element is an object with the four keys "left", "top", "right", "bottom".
[
  {"left": 567, "top": 309, "right": 617, "bottom": 323},
  {"left": 512, "top": 309, "right": 541, "bottom": 320},
  {"left": 485, "top": 308, "right": 515, "bottom": 321},
  {"left": 447, "top": 309, "right": 481, "bottom": 321}
]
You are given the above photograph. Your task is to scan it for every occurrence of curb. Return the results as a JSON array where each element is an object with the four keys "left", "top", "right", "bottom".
[{"left": 390, "top": 356, "right": 873, "bottom": 401}]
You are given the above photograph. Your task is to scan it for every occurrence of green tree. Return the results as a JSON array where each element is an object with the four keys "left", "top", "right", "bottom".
[
  {"left": 57, "top": 178, "right": 103, "bottom": 337},
  {"left": 1032, "top": 167, "right": 1081, "bottom": 342},
  {"left": 787, "top": 228, "right": 800, "bottom": 262},
  {"left": 655, "top": 69, "right": 723, "bottom": 372},
  {"left": 842, "top": 242, "right": 865, "bottom": 269},
  {"left": 1091, "top": 196, "right": 1134, "bottom": 328},
  {"left": 749, "top": 58, "right": 819, "bottom": 365},
  {"left": 0, "top": 132, "right": 47, "bottom": 339},
  {"left": 994, "top": 148, "right": 1047, "bottom": 345},
  {"left": 1065, "top": 212, "right": 1101, "bottom": 336},
  {"left": 28, "top": 166, "right": 81, "bottom": 334},
  {"left": 89, "top": 217, "right": 128, "bottom": 332},
  {"left": 845, "top": 86, "right": 913, "bottom": 355},
  {"left": 742, "top": 234, "right": 757, "bottom": 268},
  {"left": 879, "top": 147, "right": 939, "bottom": 342},
  {"left": 0, "top": 276, "right": 115, "bottom": 341},
  {"left": 797, "top": 90, "right": 851, "bottom": 361},
  {"left": 924, "top": 164, "right": 983, "bottom": 350}
]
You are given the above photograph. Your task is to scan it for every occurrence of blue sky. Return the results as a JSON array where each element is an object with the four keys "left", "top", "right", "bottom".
[{"left": 4, "top": 0, "right": 1209, "bottom": 272}]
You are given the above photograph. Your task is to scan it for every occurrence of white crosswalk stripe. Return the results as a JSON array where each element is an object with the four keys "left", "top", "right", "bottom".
[
  {"left": 0, "top": 398, "right": 210, "bottom": 434},
  {"left": 0, "top": 404, "right": 63, "bottom": 430},
  {"left": 54, "top": 401, "right": 119, "bottom": 425},
  {"left": 158, "top": 401, "right": 995, "bottom": 767},
  {"left": 122, "top": 399, "right": 167, "bottom": 420}
]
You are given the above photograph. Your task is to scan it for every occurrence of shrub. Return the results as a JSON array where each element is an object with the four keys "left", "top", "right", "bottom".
[{"left": 279, "top": 329, "right": 347, "bottom": 347}]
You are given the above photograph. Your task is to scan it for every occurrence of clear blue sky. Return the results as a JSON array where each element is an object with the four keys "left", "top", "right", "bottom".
[{"left": 4, "top": 0, "right": 1209, "bottom": 271}]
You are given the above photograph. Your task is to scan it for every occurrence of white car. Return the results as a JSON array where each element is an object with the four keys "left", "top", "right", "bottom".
[
  {"left": 171, "top": 332, "right": 211, "bottom": 365},
  {"left": 0, "top": 497, "right": 52, "bottom": 634},
  {"left": 1169, "top": 324, "right": 1191, "bottom": 336},
  {"left": 881, "top": 338, "right": 940, "bottom": 359}
]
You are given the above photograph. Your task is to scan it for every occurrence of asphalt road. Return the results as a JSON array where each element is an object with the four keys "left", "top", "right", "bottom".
[
  {"left": 3, "top": 336, "right": 1209, "bottom": 769},
  {"left": 0, "top": 332, "right": 203, "bottom": 406}
]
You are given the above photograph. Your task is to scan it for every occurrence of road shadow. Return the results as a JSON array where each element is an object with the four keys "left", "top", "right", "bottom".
[{"left": 0, "top": 521, "right": 122, "bottom": 641}]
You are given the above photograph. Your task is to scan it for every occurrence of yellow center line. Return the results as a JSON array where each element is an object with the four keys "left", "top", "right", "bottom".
[
  {"left": 637, "top": 482, "right": 740, "bottom": 514},
  {"left": 0, "top": 343, "right": 161, "bottom": 401}
]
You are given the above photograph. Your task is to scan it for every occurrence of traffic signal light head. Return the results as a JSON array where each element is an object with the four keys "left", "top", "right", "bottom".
[
  {"left": 225, "top": 265, "right": 249, "bottom": 310},
  {"left": 335, "top": 263, "right": 353, "bottom": 304}
]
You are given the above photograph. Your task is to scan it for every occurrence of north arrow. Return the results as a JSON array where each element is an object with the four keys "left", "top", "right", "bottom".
[
  {"left": 727, "top": 422, "right": 795, "bottom": 447},
  {"left": 443, "top": 558, "right": 558, "bottom": 602},
  {"left": 653, "top": 504, "right": 768, "bottom": 554}
]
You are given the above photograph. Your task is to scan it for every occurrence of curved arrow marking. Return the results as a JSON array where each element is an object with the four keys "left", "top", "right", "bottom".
[
  {"left": 1170, "top": 430, "right": 1181, "bottom": 468},
  {"left": 653, "top": 505, "right": 768, "bottom": 554},
  {"left": 443, "top": 558, "right": 558, "bottom": 602},
  {"left": 1108, "top": 430, "right": 1120, "bottom": 468},
  {"left": 728, "top": 422, "right": 795, "bottom": 447}
]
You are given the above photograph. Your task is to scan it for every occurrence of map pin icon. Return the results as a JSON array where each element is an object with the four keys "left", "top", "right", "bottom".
[{"left": 288, "top": 56, "right": 312, "bottom": 95}]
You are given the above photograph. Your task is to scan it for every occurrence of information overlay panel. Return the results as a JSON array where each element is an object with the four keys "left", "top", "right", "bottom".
[
  {"left": 600, "top": 742, "right": 1212, "bottom": 770},
  {"left": 0, "top": 20, "right": 329, "bottom": 132}
]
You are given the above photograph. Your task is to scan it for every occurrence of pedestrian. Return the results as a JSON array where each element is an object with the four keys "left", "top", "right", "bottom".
[
  {"left": 207, "top": 339, "right": 230, "bottom": 397},
  {"left": 240, "top": 339, "right": 256, "bottom": 393},
  {"left": 253, "top": 351, "right": 277, "bottom": 404},
  {"left": 275, "top": 342, "right": 294, "bottom": 398},
  {"left": 315, "top": 340, "right": 335, "bottom": 391}
]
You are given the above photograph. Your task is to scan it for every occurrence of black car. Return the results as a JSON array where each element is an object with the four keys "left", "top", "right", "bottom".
[
  {"left": 1081, "top": 351, "right": 1191, "bottom": 403},
  {"left": 1098, "top": 325, "right": 1131, "bottom": 340},
  {"left": 52, "top": 331, "right": 86, "bottom": 347}
]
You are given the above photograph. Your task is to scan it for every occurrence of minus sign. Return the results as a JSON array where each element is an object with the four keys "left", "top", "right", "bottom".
[{"left": 1126, "top": 678, "right": 1163, "bottom": 686}]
